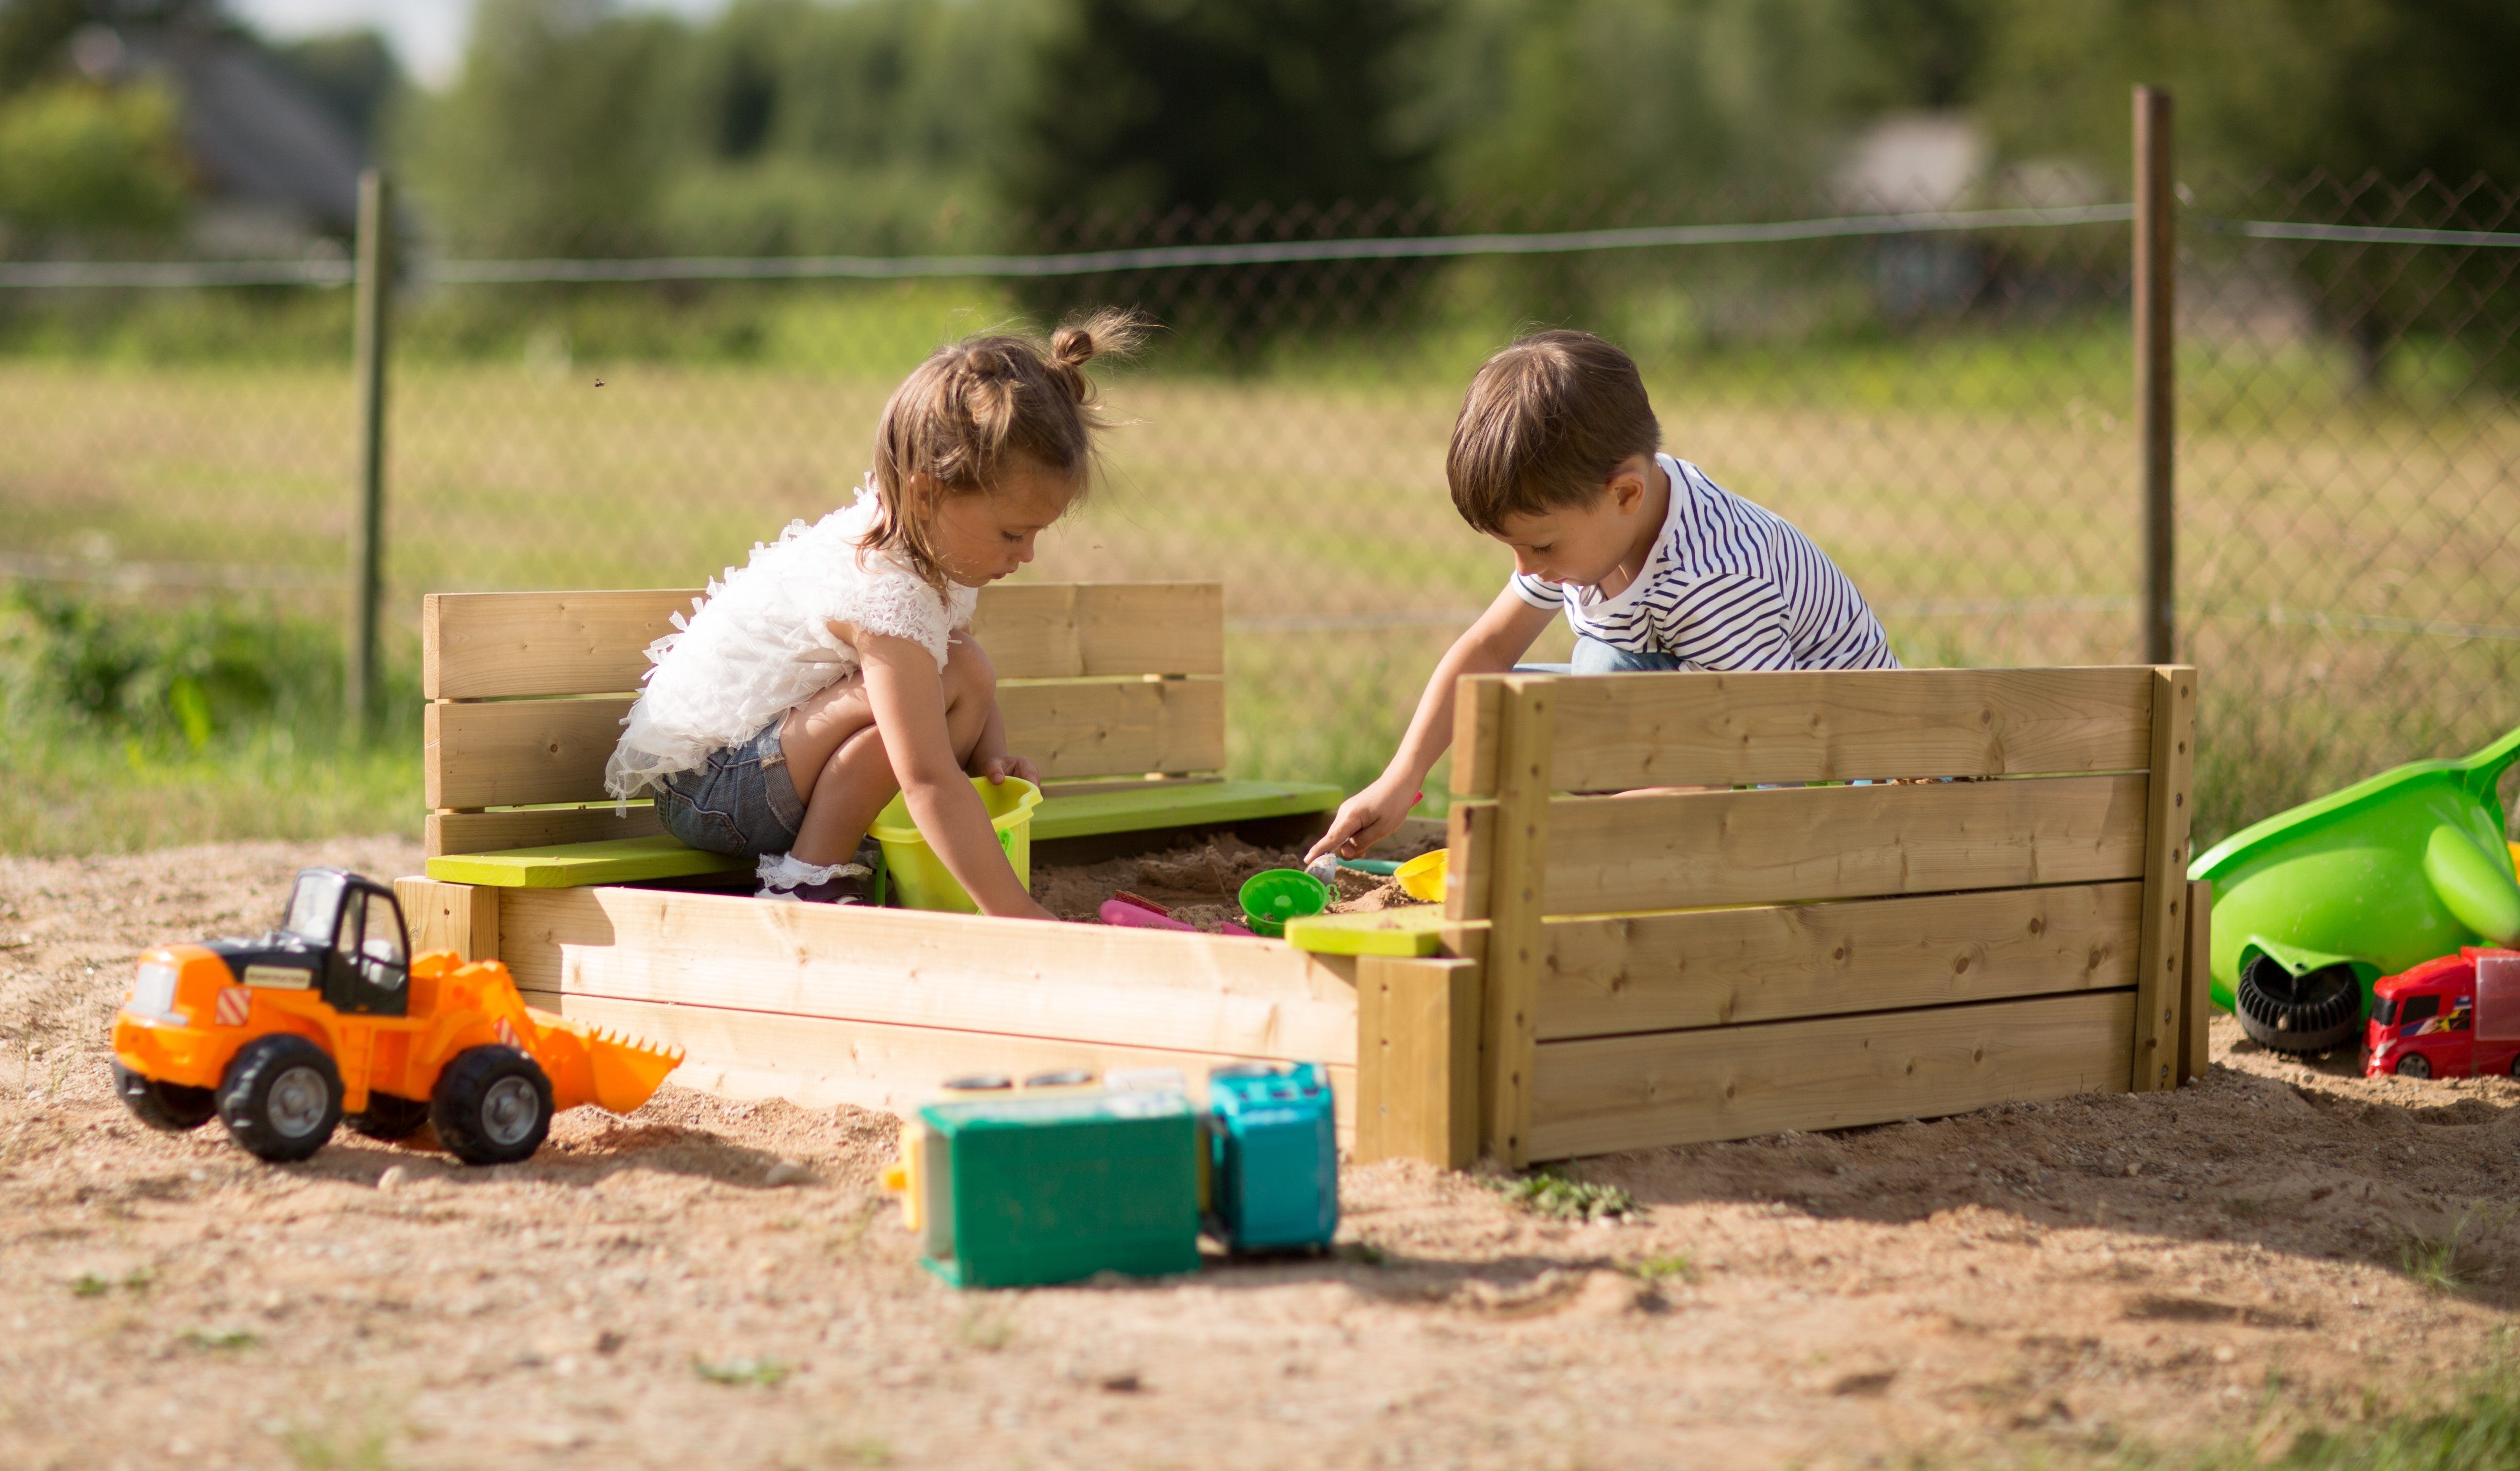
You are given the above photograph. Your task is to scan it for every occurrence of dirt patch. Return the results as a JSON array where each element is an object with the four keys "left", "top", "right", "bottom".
[
  {"left": 8, "top": 840, "right": 2520, "bottom": 1468},
  {"left": 1028, "top": 828, "right": 1445, "bottom": 929}
]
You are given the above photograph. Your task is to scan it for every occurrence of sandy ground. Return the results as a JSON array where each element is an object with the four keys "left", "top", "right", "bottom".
[{"left": 8, "top": 839, "right": 2520, "bottom": 1471}]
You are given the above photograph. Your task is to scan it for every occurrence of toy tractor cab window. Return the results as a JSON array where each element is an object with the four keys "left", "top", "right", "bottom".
[
  {"left": 283, "top": 868, "right": 410, "bottom": 1018},
  {"left": 2401, "top": 994, "right": 2441, "bottom": 1030}
]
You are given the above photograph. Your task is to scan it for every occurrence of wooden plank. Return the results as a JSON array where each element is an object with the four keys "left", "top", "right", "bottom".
[
  {"left": 1445, "top": 801, "right": 1496, "bottom": 923},
  {"left": 1075, "top": 584, "right": 1225, "bottom": 676},
  {"left": 424, "top": 589, "right": 690, "bottom": 700},
  {"left": 499, "top": 885, "right": 1360, "bottom": 1063},
  {"left": 966, "top": 583, "right": 1082, "bottom": 676},
  {"left": 1029, "top": 778, "right": 1340, "bottom": 842},
  {"left": 427, "top": 676, "right": 1228, "bottom": 810},
  {"left": 1353, "top": 955, "right": 1482, "bottom": 1168},
  {"left": 996, "top": 677, "right": 1226, "bottom": 779},
  {"left": 550, "top": 993, "right": 1355, "bottom": 1148},
  {"left": 426, "top": 695, "right": 632, "bottom": 810},
  {"left": 1449, "top": 674, "right": 1508, "bottom": 803},
  {"left": 1532, "top": 666, "right": 2157, "bottom": 795},
  {"left": 2130, "top": 667, "right": 2198, "bottom": 1092},
  {"left": 428, "top": 804, "right": 662, "bottom": 859},
  {"left": 427, "top": 834, "right": 749, "bottom": 889},
  {"left": 2180, "top": 877, "right": 2213, "bottom": 1083},
  {"left": 1528, "top": 990, "right": 2135, "bottom": 1158},
  {"left": 1483, "top": 678, "right": 1554, "bottom": 1168},
  {"left": 424, "top": 582, "right": 1224, "bottom": 702},
  {"left": 1536, "top": 772, "right": 2150, "bottom": 917},
  {"left": 391, "top": 877, "right": 500, "bottom": 961},
  {"left": 1533, "top": 881, "right": 2143, "bottom": 1039}
]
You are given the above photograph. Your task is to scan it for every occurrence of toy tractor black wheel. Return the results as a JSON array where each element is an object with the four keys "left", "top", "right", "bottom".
[
  {"left": 112, "top": 1061, "right": 216, "bottom": 1132},
  {"left": 345, "top": 1092, "right": 432, "bottom": 1142},
  {"left": 2233, "top": 954, "right": 2364, "bottom": 1055},
  {"left": 2396, "top": 1053, "right": 2433, "bottom": 1079},
  {"left": 431, "top": 1045, "right": 553, "bottom": 1166},
  {"left": 217, "top": 1035, "right": 343, "bottom": 1163}
]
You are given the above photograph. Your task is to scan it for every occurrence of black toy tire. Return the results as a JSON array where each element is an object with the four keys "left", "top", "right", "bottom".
[
  {"left": 345, "top": 1092, "right": 432, "bottom": 1142},
  {"left": 217, "top": 1035, "right": 343, "bottom": 1163},
  {"left": 2396, "top": 1053, "right": 2433, "bottom": 1079},
  {"left": 430, "top": 1046, "right": 553, "bottom": 1166},
  {"left": 112, "top": 1061, "right": 216, "bottom": 1132},
  {"left": 2233, "top": 954, "right": 2363, "bottom": 1056}
]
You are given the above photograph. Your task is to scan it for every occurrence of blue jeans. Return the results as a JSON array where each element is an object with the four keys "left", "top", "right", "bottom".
[
  {"left": 1514, "top": 636, "right": 1684, "bottom": 676},
  {"left": 655, "top": 718, "right": 806, "bottom": 856}
]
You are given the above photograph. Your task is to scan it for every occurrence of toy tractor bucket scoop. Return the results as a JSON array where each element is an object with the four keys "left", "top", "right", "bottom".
[
  {"left": 2190, "top": 722, "right": 2520, "bottom": 1017},
  {"left": 523, "top": 1009, "right": 685, "bottom": 1115}
]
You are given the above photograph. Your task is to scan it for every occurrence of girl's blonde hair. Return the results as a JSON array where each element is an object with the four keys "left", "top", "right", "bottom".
[{"left": 865, "top": 308, "right": 1148, "bottom": 587}]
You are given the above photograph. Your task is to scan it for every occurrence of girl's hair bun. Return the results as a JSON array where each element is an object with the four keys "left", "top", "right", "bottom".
[
  {"left": 863, "top": 307, "right": 1151, "bottom": 587},
  {"left": 1048, "top": 308, "right": 1150, "bottom": 397}
]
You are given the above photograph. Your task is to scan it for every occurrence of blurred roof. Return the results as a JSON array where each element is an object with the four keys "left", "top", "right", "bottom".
[{"left": 73, "top": 21, "right": 364, "bottom": 236}]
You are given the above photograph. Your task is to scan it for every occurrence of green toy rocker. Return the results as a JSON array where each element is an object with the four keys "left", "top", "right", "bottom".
[{"left": 2189, "top": 724, "right": 2520, "bottom": 1055}]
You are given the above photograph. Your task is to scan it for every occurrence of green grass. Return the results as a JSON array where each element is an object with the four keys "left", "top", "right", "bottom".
[
  {"left": 2123, "top": 1359, "right": 2520, "bottom": 1471},
  {"left": 1487, "top": 1166, "right": 1637, "bottom": 1223},
  {"left": 1, "top": 294, "right": 2514, "bottom": 853},
  {"left": 0, "top": 584, "right": 419, "bottom": 853}
]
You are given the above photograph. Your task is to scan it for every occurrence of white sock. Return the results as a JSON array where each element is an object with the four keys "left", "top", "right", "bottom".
[{"left": 756, "top": 852, "right": 869, "bottom": 891}]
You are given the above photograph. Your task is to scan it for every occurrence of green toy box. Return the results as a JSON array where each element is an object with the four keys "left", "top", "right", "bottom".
[{"left": 903, "top": 1089, "right": 1202, "bottom": 1288}]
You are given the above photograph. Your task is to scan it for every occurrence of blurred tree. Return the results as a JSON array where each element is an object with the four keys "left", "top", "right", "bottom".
[
  {"left": 1979, "top": 0, "right": 2520, "bottom": 186},
  {"left": 274, "top": 27, "right": 400, "bottom": 153},
  {"left": 0, "top": 80, "right": 188, "bottom": 236},
  {"left": 405, "top": 0, "right": 683, "bottom": 254},
  {"left": 0, "top": 0, "right": 88, "bottom": 95},
  {"left": 1007, "top": 0, "right": 1430, "bottom": 221}
]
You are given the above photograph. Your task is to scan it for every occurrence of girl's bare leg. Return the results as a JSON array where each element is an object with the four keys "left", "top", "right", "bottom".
[{"left": 784, "top": 635, "right": 997, "bottom": 866}]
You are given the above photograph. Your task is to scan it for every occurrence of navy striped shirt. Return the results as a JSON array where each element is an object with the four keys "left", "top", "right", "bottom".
[{"left": 1509, "top": 456, "right": 1899, "bottom": 671}]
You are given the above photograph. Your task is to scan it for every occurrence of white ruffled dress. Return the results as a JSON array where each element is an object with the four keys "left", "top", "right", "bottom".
[{"left": 604, "top": 491, "right": 978, "bottom": 801}]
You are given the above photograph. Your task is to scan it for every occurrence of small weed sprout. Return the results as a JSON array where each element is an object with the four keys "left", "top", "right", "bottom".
[
  {"left": 69, "top": 1272, "right": 110, "bottom": 1298},
  {"left": 2395, "top": 1204, "right": 2509, "bottom": 1295},
  {"left": 2224, "top": 1197, "right": 2268, "bottom": 1220},
  {"left": 1488, "top": 1166, "right": 1637, "bottom": 1223},
  {"left": 181, "top": 1327, "right": 260, "bottom": 1351},
  {"left": 694, "top": 1355, "right": 793, "bottom": 1387},
  {"left": 1627, "top": 1252, "right": 1701, "bottom": 1285},
  {"left": 956, "top": 1308, "right": 1014, "bottom": 1352},
  {"left": 277, "top": 1416, "right": 396, "bottom": 1471}
]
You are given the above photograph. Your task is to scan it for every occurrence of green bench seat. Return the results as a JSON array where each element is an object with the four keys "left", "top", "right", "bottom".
[{"left": 427, "top": 778, "right": 1344, "bottom": 888}]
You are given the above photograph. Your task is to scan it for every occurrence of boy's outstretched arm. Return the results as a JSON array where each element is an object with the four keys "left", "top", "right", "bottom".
[{"left": 1305, "top": 587, "right": 1557, "bottom": 864}]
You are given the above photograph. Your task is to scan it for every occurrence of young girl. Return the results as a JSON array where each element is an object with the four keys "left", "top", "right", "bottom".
[{"left": 604, "top": 312, "right": 1144, "bottom": 917}]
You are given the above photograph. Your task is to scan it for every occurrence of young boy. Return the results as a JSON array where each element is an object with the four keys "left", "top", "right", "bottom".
[{"left": 1306, "top": 328, "right": 1898, "bottom": 864}]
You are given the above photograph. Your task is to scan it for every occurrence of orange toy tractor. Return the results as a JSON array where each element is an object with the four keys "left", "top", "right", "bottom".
[{"left": 111, "top": 868, "right": 682, "bottom": 1165}]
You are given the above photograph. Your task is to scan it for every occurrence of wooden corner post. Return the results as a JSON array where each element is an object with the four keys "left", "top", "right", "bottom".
[
  {"left": 1353, "top": 955, "right": 1482, "bottom": 1167},
  {"left": 1483, "top": 678, "right": 1553, "bottom": 1166},
  {"left": 2131, "top": 666, "right": 2197, "bottom": 1090}
]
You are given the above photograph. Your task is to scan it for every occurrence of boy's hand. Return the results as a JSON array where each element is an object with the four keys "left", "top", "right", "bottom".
[
  {"left": 1305, "top": 776, "right": 1420, "bottom": 865},
  {"left": 979, "top": 754, "right": 1040, "bottom": 786}
]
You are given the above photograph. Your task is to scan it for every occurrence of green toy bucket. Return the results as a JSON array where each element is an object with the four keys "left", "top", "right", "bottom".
[
  {"left": 868, "top": 777, "right": 1042, "bottom": 913},
  {"left": 1238, "top": 868, "right": 1332, "bottom": 938}
]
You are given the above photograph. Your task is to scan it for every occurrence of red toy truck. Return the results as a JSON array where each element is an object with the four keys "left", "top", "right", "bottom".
[{"left": 2365, "top": 947, "right": 2520, "bottom": 1079}]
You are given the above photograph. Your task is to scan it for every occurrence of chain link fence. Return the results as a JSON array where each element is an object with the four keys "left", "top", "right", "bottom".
[{"left": 4, "top": 171, "right": 2515, "bottom": 843}]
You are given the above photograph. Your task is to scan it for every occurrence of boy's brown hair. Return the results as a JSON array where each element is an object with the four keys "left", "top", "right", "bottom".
[
  {"left": 865, "top": 308, "right": 1148, "bottom": 587},
  {"left": 1446, "top": 329, "right": 1661, "bottom": 535}
]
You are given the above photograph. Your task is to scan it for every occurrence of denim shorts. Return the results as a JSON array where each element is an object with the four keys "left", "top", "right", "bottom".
[
  {"left": 655, "top": 718, "right": 804, "bottom": 857},
  {"left": 1513, "top": 635, "right": 1686, "bottom": 675}
]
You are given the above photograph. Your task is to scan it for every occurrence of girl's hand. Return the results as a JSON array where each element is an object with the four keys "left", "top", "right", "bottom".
[
  {"left": 979, "top": 753, "right": 1041, "bottom": 787},
  {"left": 1305, "top": 774, "right": 1421, "bottom": 865}
]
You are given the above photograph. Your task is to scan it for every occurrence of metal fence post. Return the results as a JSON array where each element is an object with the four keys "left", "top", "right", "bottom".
[
  {"left": 349, "top": 168, "right": 392, "bottom": 738},
  {"left": 2134, "top": 86, "right": 2176, "bottom": 666}
]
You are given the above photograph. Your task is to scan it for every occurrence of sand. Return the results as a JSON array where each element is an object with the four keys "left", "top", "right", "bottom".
[
  {"left": 1029, "top": 829, "right": 1447, "bottom": 929},
  {"left": 7, "top": 838, "right": 2520, "bottom": 1469}
]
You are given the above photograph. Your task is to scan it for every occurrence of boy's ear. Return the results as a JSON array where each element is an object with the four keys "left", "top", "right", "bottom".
[{"left": 1608, "top": 460, "right": 1650, "bottom": 514}]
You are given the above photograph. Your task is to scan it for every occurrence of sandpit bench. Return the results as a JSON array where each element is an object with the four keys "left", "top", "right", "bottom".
[{"left": 395, "top": 594, "right": 2210, "bottom": 1167}]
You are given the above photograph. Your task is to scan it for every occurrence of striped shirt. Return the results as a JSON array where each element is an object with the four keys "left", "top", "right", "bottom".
[{"left": 1508, "top": 455, "right": 1899, "bottom": 671}]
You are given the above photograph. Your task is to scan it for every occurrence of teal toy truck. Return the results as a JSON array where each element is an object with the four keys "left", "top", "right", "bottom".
[{"left": 2189, "top": 725, "right": 2520, "bottom": 1054}]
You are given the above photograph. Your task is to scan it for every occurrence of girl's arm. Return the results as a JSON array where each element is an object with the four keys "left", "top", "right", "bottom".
[
  {"left": 858, "top": 631, "right": 1057, "bottom": 921},
  {"left": 1304, "top": 587, "right": 1558, "bottom": 862},
  {"left": 962, "top": 674, "right": 1041, "bottom": 788}
]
